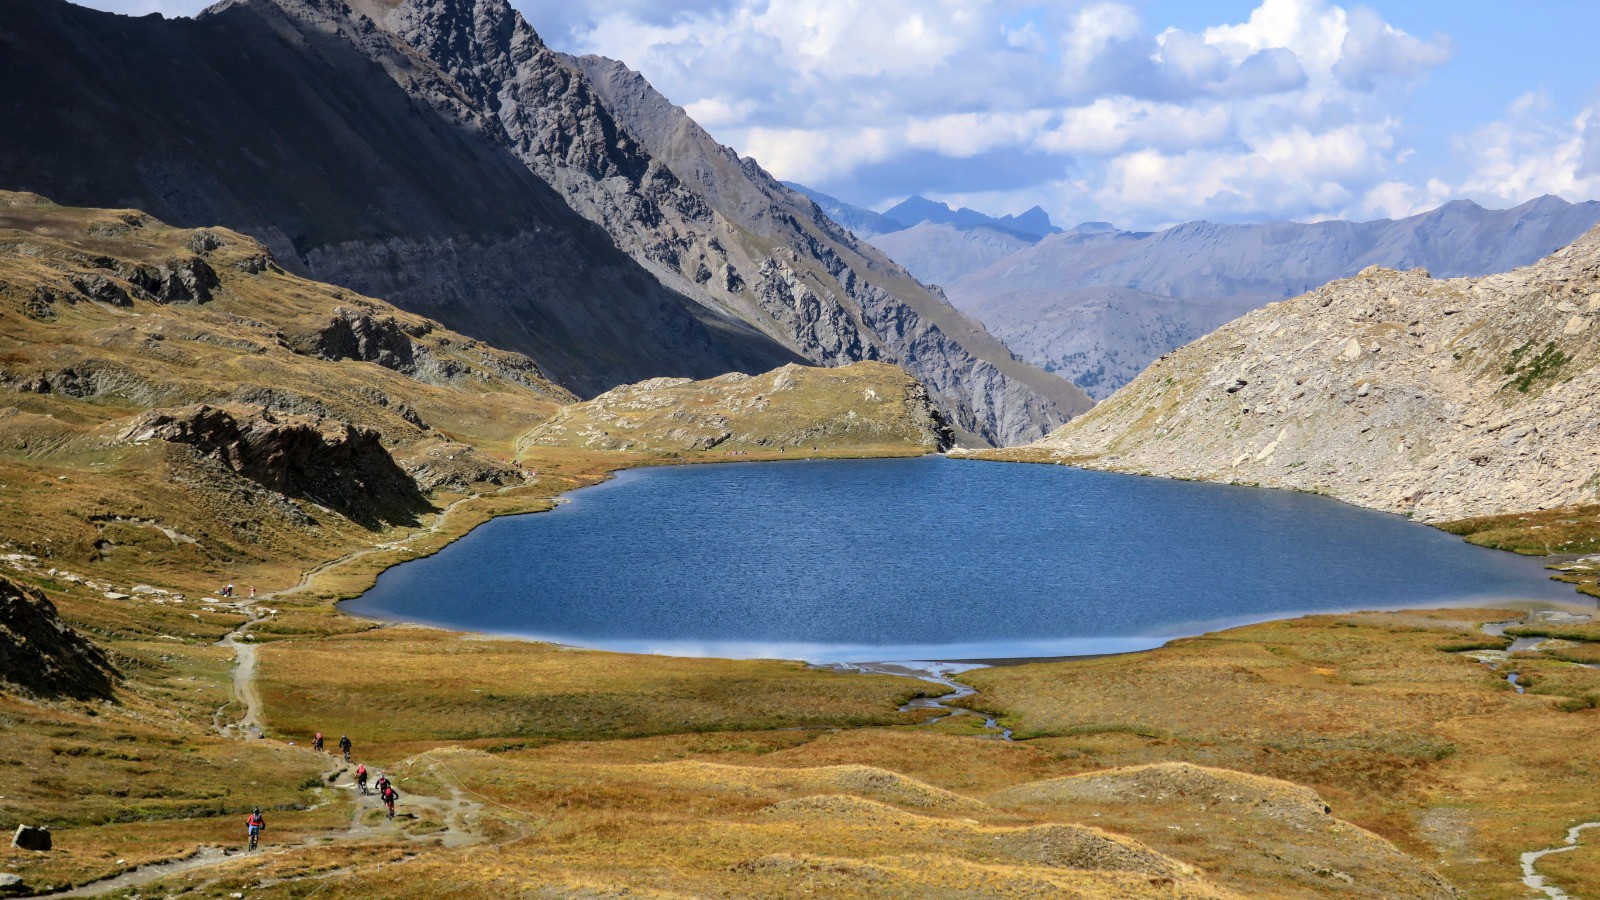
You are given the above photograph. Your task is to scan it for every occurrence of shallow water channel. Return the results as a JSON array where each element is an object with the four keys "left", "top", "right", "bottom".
[{"left": 345, "top": 457, "right": 1580, "bottom": 662}]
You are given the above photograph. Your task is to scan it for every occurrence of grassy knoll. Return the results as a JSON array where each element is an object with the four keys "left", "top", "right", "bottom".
[{"left": 521, "top": 361, "right": 953, "bottom": 454}]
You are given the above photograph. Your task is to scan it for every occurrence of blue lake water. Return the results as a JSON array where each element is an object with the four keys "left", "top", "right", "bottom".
[{"left": 344, "top": 456, "right": 1581, "bottom": 661}]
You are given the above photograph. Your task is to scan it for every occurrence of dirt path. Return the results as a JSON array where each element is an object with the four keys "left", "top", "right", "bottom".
[
  {"left": 1522, "top": 822, "right": 1600, "bottom": 900},
  {"left": 39, "top": 754, "right": 490, "bottom": 898},
  {"left": 213, "top": 606, "right": 268, "bottom": 740},
  {"left": 37, "top": 486, "right": 537, "bottom": 897}
]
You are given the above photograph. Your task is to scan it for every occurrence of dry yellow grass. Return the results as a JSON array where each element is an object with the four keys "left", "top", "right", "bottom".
[{"left": 962, "top": 608, "right": 1600, "bottom": 898}]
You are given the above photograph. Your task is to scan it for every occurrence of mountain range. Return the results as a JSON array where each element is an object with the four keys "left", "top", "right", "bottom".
[
  {"left": 926, "top": 195, "right": 1600, "bottom": 398},
  {"left": 784, "top": 185, "right": 1061, "bottom": 242},
  {"left": 0, "top": 0, "right": 1088, "bottom": 445}
]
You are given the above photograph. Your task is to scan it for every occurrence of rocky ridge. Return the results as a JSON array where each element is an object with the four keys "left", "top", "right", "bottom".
[
  {"left": 521, "top": 362, "right": 953, "bottom": 454},
  {"left": 1005, "top": 226, "right": 1600, "bottom": 525}
]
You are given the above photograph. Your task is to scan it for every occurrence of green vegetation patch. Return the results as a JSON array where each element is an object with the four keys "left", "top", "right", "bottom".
[{"left": 1501, "top": 340, "right": 1571, "bottom": 393}]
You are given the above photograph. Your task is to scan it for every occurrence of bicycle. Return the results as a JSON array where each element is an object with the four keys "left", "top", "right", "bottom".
[{"left": 248, "top": 824, "right": 261, "bottom": 851}]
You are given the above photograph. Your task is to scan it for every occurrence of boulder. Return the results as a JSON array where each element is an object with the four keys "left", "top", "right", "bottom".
[
  {"left": 0, "top": 873, "right": 26, "bottom": 895},
  {"left": 11, "top": 824, "right": 51, "bottom": 851}
]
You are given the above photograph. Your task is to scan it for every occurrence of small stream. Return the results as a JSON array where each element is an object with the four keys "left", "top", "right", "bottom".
[{"left": 830, "top": 662, "right": 1014, "bottom": 741}]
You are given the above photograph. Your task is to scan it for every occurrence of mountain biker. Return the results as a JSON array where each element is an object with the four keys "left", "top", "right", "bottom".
[
  {"left": 374, "top": 773, "right": 390, "bottom": 796},
  {"left": 381, "top": 784, "right": 398, "bottom": 819},
  {"left": 246, "top": 808, "right": 265, "bottom": 850},
  {"left": 355, "top": 764, "right": 368, "bottom": 794},
  {"left": 338, "top": 735, "right": 352, "bottom": 761},
  {"left": 313, "top": 732, "right": 324, "bottom": 753}
]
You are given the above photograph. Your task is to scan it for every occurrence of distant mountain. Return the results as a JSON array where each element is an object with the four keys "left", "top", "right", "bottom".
[
  {"left": 783, "top": 184, "right": 1063, "bottom": 285},
  {"left": 882, "top": 196, "right": 1061, "bottom": 241},
  {"left": 0, "top": 0, "right": 1089, "bottom": 445},
  {"left": 870, "top": 223, "right": 1032, "bottom": 288},
  {"left": 945, "top": 196, "right": 1600, "bottom": 398},
  {"left": 783, "top": 183, "right": 900, "bottom": 238}
]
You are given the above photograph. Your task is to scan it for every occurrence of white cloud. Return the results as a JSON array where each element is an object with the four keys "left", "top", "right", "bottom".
[
  {"left": 69, "top": 0, "right": 1498, "bottom": 229},
  {"left": 521, "top": 0, "right": 1463, "bottom": 227},
  {"left": 1452, "top": 96, "right": 1600, "bottom": 205},
  {"left": 66, "top": 0, "right": 208, "bottom": 15}
]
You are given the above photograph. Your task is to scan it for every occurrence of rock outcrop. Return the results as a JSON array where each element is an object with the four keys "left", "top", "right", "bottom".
[
  {"left": 0, "top": 576, "right": 118, "bottom": 701},
  {"left": 120, "top": 405, "right": 430, "bottom": 528},
  {"left": 521, "top": 362, "right": 953, "bottom": 454},
  {"left": 1009, "top": 227, "right": 1600, "bottom": 523}
]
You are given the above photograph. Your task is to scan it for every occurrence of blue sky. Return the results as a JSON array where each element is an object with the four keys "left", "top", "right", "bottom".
[{"left": 71, "top": 0, "right": 1600, "bottom": 230}]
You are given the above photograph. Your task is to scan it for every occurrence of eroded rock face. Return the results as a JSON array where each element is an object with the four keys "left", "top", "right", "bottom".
[
  {"left": 120, "top": 405, "right": 431, "bottom": 528},
  {"left": 1026, "top": 227, "right": 1600, "bottom": 522},
  {"left": 116, "top": 257, "right": 220, "bottom": 304},
  {"left": 292, "top": 307, "right": 422, "bottom": 372},
  {"left": 0, "top": 576, "right": 118, "bottom": 701}
]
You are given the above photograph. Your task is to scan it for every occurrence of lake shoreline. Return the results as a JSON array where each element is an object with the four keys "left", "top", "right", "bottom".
[{"left": 336, "top": 453, "right": 1585, "bottom": 667}]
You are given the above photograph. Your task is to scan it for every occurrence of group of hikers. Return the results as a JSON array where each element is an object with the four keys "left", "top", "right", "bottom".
[{"left": 247, "top": 731, "right": 399, "bottom": 850}]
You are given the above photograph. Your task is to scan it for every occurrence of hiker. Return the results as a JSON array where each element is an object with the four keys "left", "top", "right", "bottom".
[
  {"left": 313, "top": 732, "right": 324, "bottom": 753},
  {"left": 339, "top": 734, "right": 352, "bottom": 761},
  {"left": 381, "top": 783, "right": 398, "bottom": 819},
  {"left": 246, "top": 807, "right": 265, "bottom": 850},
  {"left": 356, "top": 763, "right": 368, "bottom": 794}
]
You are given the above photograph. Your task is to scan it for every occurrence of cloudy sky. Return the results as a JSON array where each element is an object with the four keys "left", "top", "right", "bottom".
[{"left": 72, "top": 0, "right": 1600, "bottom": 230}]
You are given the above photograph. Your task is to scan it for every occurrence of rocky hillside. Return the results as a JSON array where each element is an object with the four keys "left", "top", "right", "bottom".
[
  {"left": 947, "top": 196, "right": 1600, "bottom": 399},
  {"left": 0, "top": 0, "right": 1088, "bottom": 447},
  {"left": 0, "top": 191, "right": 568, "bottom": 585},
  {"left": 1007, "top": 226, "right": 1600, "bottom": 528},
  {"left": 522, "top": 362, "right": 953, "bottom": 454},
  {"left": 0, "top": 575, "right": 118, "bottom": 700}
]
